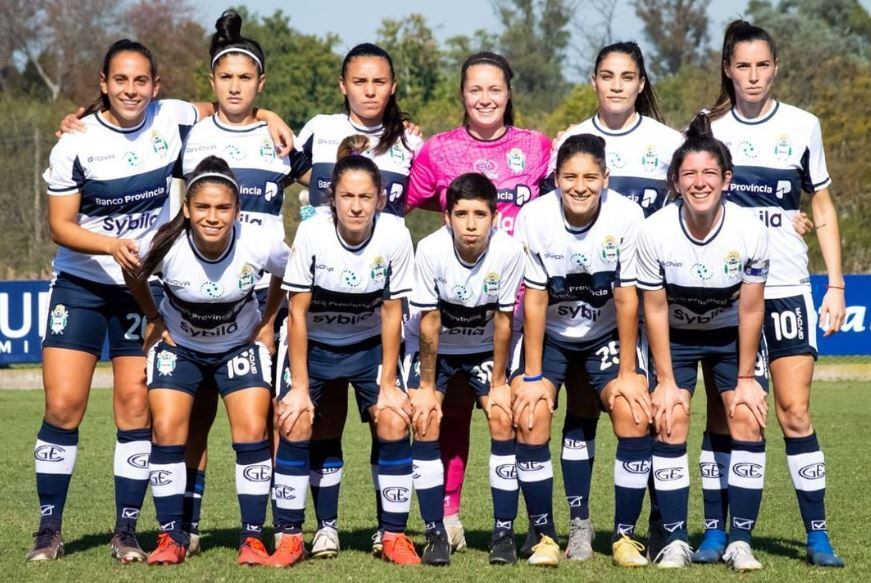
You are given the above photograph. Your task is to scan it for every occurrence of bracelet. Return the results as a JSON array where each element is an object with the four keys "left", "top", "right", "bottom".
[
  {"left": 737, "top": 375, "right": 755, "bottom": 380},
  {"left": 523, "top": 373, "right": 543, "bottom": 382},
  {"left": 827, "top": 284, "right": 845, "bottom": 290}
]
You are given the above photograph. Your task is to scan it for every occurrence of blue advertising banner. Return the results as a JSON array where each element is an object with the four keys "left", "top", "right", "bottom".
[{"left": 1, "top": 276, "right": 869, "bottom": 364}]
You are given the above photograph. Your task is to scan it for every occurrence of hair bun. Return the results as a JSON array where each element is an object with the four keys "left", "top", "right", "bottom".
[
  {"left": 685, "top": 112, "right": 713, "bottom": 141},
  {"left": 214, "top": 9, "right": 242, "bottom": 42},
  {"left": 336, "top": 134, "right": 370, "bottom": 161}
]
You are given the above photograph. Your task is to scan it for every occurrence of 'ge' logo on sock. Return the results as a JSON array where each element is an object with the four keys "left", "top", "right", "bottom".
[
  {"left": 733, "top": 463, "right": 763, "bottom": 479},
  {"left": 382, "top": 487, "right": 410, "bottom": 503},
  {"left": 35, "top": 445, "right": 66, "bottom": 462},
  {"left": 798, "top": 463, "right": 825, "bottom": 480}
]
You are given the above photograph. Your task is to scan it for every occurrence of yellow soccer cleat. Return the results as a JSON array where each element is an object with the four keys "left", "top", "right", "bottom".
[
  {"left": 612, "top": 534, "right": 649, "bottom": 567},
  {"left": 527, "top": 534, "right": 560, "bottom": 567}
]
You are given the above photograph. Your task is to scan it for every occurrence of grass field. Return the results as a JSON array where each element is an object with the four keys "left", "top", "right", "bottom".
[{"left": 2, "top": 382, "right": 869, "bottom": 581}]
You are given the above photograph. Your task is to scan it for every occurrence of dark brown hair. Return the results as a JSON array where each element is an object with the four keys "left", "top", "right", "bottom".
[{"left": 709, "top": 19, "right": 778, "bottom": 120}]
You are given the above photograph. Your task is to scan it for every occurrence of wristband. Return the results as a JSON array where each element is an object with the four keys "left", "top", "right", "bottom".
[
  {"left": 737, "top": 375, "right": 755, "bottom": 380},
  {"left": 523, "top": 373, "right": 543, "bottom": 382},
  {"left": 827, "top": 284, "right": 845, "bottom": 290}
]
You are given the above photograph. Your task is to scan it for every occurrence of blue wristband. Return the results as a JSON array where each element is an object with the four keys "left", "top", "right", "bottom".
[{"left": 523, "top": 373, "right": 543, "bottom": 382}]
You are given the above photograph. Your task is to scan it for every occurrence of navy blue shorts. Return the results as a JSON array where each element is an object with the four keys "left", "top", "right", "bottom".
[
  {"left": 670, "top": 328, "right": 768, "bottom": 394},
  {"left": 763, "top": 292, "right": 818, "bottom": 361},
  {"left": 42, "top": 272, "right": 160, "bottom": 358},
  {"left": 405, "top": 350, "right": 495, "bottom": 398},
  {"left": 255, "top": 287, "right": 289, "bottom": 338},
  {"left": 147, "top": 341, "right": 272, "bottom": 396}
]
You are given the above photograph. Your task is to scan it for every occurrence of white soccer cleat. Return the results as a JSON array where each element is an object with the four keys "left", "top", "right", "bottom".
[
  {"left": 654, "top": 539, "right": 693, "bottom": 569},
  {"left": 311, "top": 526, "right": 340, "bottom": 559},
  {"left": 443, "top": 514, "right": 467, "bottom": 552},
  {"left": 723, "top": 541, "right": 762, "bottom": 572}
]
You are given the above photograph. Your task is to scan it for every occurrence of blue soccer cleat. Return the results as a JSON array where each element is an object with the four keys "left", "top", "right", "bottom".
[
  {"left": 806, "top": 531, "right": 845, "bottom": 567},
  {"left": 691, "top": 528, "right": 726, "bottom": 563}
]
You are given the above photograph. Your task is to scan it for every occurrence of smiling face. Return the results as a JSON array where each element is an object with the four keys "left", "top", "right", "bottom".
[
  {"left": 332, "top": 169, "right": 381, "bottom": 243},
  {"left": 445, "top": 197, "right": 495, "bottom": 262},
  {"left": 592, "top": 51, "right": 645, "bottom": 118},
  {"left": 99, "top": 50, "right": 160, "bottom": 127},
  {"left": 556, "top": 152, "right": 609, "bottom": 226},
  {"left": 725, "top": 39, "right": 778, "bottom": 109},
  {"left": 210, "top": 53, "right": 264, "bottom": 123},
  {"left": 462, "top": 63, "right": 510, "bottom": 135},
  {"left": 340, "top": 55, "right": 396, "bottom": 127},
  {"left": 183, "top": 182, "right": 239, "bottom": 255},
  {"left": 675, "top": 150, "right": 732, "bottom": 219}
]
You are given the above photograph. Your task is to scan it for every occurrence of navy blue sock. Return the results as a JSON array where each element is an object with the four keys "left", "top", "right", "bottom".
[
  {"left": 490, "top": 439, "right": 519, "bottom": 535},
  {"left": 378, "top": 438, "right": 413, "bottom": 533},
  {"left": 412, "top": 440, "right": 444, "bottom": 533},
  {"left": 233, "top": 440, "right": 272, "bottom": 541},
  {"left": 34, "top": 420, "right": 78, "bottom": 530},
  {"left": 613, "top": 435, "right": 652, "bottom": 538},
  {"left": 113, "top": 428, "right": 151, "bottom": 532},
  {"left": 728, "top": 439, "right": 766, "bottom": 544},
  {"left": 150, "top": 444, "right": 188, "bottom": 546},
  {"left": 652, "top": 441, "right": 689, "bottom": 542},
  {"left": 560, "top": 414, "right": 597, "bottom": 520},
  {"left": 273, "top": 438, "right": 309, "bottom": 534},
  {"left": 517, "top": 442, "right": 557, "bottom": 540},
  {"left": 700, "top": 432, "right": 731, "bottom": 531},
  {"left": 182, "top": 468, "right": 206, "bottom": 534},
  {"left": 310, "top": 438, "right": 343, "bottom": 529},
  {"left": 785, "top": 433, "right": 828, "bottom": 533}
]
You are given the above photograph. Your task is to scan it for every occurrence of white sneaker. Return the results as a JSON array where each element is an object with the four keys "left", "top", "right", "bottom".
[
  {"left": 187, "top": 532, "right": 201, "bottom": 557},
  {"left": 723, "top": 541, "right": 762, "bottom": 571},
  {"left": 311, "top": 526, "right": 340, "bottom": 559},
  {"left": 371, "top": 529, "right": 383, "bottom": 556},
  {"left": 655, "top": 539, "right": 693, "bottom": 568},
  {"left": 443, "top": 514, "right": 467, "bottom": 552},
  {"left": 564, "top": 517, "right": 594, "bottom": 561}
]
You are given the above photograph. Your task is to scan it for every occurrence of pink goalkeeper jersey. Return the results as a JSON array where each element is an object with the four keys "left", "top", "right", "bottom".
[{"left": 406, "top": 126, "right": 552, "bottom": 234}]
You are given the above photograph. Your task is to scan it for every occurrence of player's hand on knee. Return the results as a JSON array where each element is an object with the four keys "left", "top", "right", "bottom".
[
  {"left": 277, "top": 388, "right": 314, "bottom": 438},
  {"left": 410, "top": 386, "right": 442, "bottom": 438},
  {"left": 730, "top": 378, "right": 768, "bottom": 430},
  {"left": 486, "top": 382, "right": 512, "bottom": 421},
  {"left": 652, "top": 380, "right": 689, "bottom": 437},
  {"left": 375, "top": 384, "right": 412, "bottom": 428},
  {"left": 607, "top": 372, "right": 653, "bottom": 425},
  {"left": 512, "top": 379, "right": 553, "bottom": 430}
]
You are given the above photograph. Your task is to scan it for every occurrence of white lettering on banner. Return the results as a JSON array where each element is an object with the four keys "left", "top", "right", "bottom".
[
  {"left": 0, "top": 292, "right": 31, "bottom": 338},
  {"left": 841, "top": 306, "right": 866, "bottom": 333},
  {"left": 0, "top": 340, "right": 10, "bottom": 353}
]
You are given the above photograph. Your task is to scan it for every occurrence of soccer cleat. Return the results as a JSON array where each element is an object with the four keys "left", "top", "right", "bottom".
[
  {"left": 654, "top": 539, "right": 693, "bottom": 569},
  {"left": 371, "top": 529, "right": 384, "bottom": 557},
  {"left": 186, "top": 532, "right": 201, "bottom": 557},
  {"left": 443, "top": 514, "right": 467, "bottom": 552},
  {"left": 422, "top": 529, "right": 451, "bottom": 566},
  {"left": 806, "top": 531, "right": 845, "bottom": 567},
  {"left": 612, "top": 534, "right": 649, "bottom": 567},
  {"left": 25, "top": 527, "right": 64, "bottom": 562},
  {"left": 691, "top": 528, "right": 726, "bottom": 564},
  {"left": 269, "top": 532, "right": 306, "bottom": 567},
  {"left": 519, "top": 528, "right": 538, "bottom": 558},
  {"left": 488, "top": 530, "right": 518, "bottom": 565},
  {"left": 646, "top": 516, "right": 668, "bottom": 561},
  {"left": 528, "top": 534, "right": 560, "bottom": 567},
  {"left": 564, "top": 517, "right": 594, "bottom": 561},
  {"left": 723, "top": 541, "right": 762, "bottom": 572},
  {"left": 109, "top": 529, "right": 147, "bottom": 564},
  {"left": 381, "top": 532, "right": 422, "bottom": 565},
  {"left": 147, "top": 533, "right": 186, "bottom": 565},
  {"left": 238, "top": 536, "right": 270, "bottom": 566},
  {"left": 310, "top": 526, "right": 340, "bottom": 559}
]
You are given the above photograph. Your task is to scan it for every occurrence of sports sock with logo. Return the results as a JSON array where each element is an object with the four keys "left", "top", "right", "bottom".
[
  {"left": 412, "top": 439, "right": 444, "bottom": 534},
  {"left": 378, "top": 438, "right": 413, "bottom": 533},
  {"left": 182, "top": 468, "right": 206, "bottom": 534},
  {"left": 273, "top": 438, "right": 309, "bottom": 534},
  {"left": 149, "top": 444, "right": 187, "bottom": 545},
  {"left": 613, "top": 435, "right": 652, "bottom": 539},
  {"left": 310, "top": 438, "right": 343, "bottom": 530},
  {"left": 561, "top": 414, "right": 597, "bottom": 520},
  {"left": 233, "top": 439, "right": 272, "bottom": 541},
  {"left": 652, "top": 440, "right": 690, "bottom": 542},
  {"left": 785, "top": 433, "right": 828, "bottom": 533},
  {"left": 728, "top": 439, "right": 766, "bottom": 544},
  {"left": 113, "top": 427, "right": 151, "bottom": 532},
  {"left": 34, "top": 420, "right": 79, "bottom": 530},
  {"left": 516, "top": 442, "right": 557, "bottom": 540},
  {"left": 489, "top": 439, "right": 519, "bottom": 535},
  {"left": 700, "top": 431, "right": 731, "bottom": 532}
]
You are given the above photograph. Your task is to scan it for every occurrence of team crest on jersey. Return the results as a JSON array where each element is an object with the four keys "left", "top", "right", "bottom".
[
  {"left": 200, "top": 281, "right": 226, "bottom": 298},
  {"left": 774, "top": 134, "right": 793, "bottom": 161},
  {"left": 340, "top": 269, "right": 361, "bottom": 288},
  {"left": 738, "top": 140, "right": 758, "bottom": 160},
  {"left": 124, "top": 151, "right": 142, "bottom": 168},
  {"left": 151, "top": 131, "right": 168, "bottom": 157},
  {"left": 155, "top": 350, "right": 177, "bottom": 376},
  {"left": 482, "top": 272, "right": 501, "bottom": 296},
  {"left": 692, "top": 262, "right": 713, "bottom": 281},
  {"left": 600, "top": 235, "right": 619, "bottom": 263},
  {"left": 49, "top": 304, "right": 69, "bottom": 335},
  {"left": 506, "top": 148, "right": 526, "bottom": 173},
  {"left": 370, "top": 256, "right": 387, "bottom": 282},
  {"left": 238, "top": 264, "right": 256, "bottom": 290},
  {"left": 571, "top": 252, "right": 592, "bottom": 271},
  {"left": 723, "top": 251, "right": 742, "bottom": 277},
  {"left": 451, "top": 284, "right": 472, "bottom": 302},
  {"left": 474, "top": 158, "right": 498, "bottom": 179},
  {"left": 641, "top": 145, "right": 659, "bottom": 174},
  {"left": 389, "top": 144, "right": 408, "bottom": 163},
  {"left": 224, "top": 144, "right": 244, "bottom": 161},
  {"left": 607, "top": 150, "right": 626, "bottom": 170},
  {"left": 259, "top": 139, "right": 276, "bottom": 161}
]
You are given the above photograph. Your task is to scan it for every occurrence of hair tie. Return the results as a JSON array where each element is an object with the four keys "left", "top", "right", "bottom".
[
  {"left": 211, "top": 47, "right": 263, "bottom": 71},
  {"left": 186, "top": 171, "right": 239, "bottom": 194}
]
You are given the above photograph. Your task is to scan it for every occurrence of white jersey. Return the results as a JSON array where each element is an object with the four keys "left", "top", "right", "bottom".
[
  {"left": 144, "top": 223, "right": 289, "bottom": 353},
  {"left": 515, "top": 189, "right": 642, "bottom": 348},
  {"left": 409, "top": 227, "right": 524, "bottom": 354},
  {"left": 295, "top": 113, "right": 422, "bottom": 217},
  {"left": 711, "top": 101, "right": 829, "bottom": 297},
  {"left": 637, "top": 201, "right": 769, "bottom": 331},
  {"left": 44, "top": 100, "right": 198, "bottom": 285},
  {"left": 547, "top": 114, "right": 683, "bottom": 217},
  {"left": 283, "top": 212, "right": 414, "bottom": 346}
]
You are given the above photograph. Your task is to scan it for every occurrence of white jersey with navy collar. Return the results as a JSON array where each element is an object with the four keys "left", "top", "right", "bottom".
[
  {"left": 637, "top": 200, "right": 770, "bottom": 331},
  {"left": 295, "top": 113, "right": 422, "bottom": 217},
  {"left": 282, "top": 211, "right": 414, "bottom": 346},
  {"left": 143, "top": 222, "right": 289, "bottom": 353},
  {"left": 44, "top": 99, "right": 198, "bottom": 285},
  {"left": 547, "top": 114, "right": 683, "bottom": 217},
  {"left": 711, "top": 101, "right": 829, "bottom": 297},
  {"left": 409, "top": 227, "right": 524, "bottom": 354},
  {"left": 514, "top": 189, "right": 643, "bottom": 348}
]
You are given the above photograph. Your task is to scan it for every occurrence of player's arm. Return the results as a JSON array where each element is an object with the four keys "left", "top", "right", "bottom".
[
  {"left": 613, "top": 285, "right": 639, "bottom": 375},
  {"left": 491, "top": 309, "right": 511, "bottom": 388},
  {"left": 417, "top": 309, "right": 441, "bottom": 390},
  {"left": 521, "top": 288, "right": 547, "bottom": 376},
  {"left": 252, "top": 275, "right": 283, "bottom": 354},
  {"left": 122, "top": 270, "right": 168, "bottom": 352},
  {"left": 287, "top": 291, "right": 311, "bottom": 392},
  {"left": 643, "top": 288, "right": 687, "bottom": 436},
  {"left": 811, "top": 187, "right": 846, "bottom": 335},
  {"left": 380, "top": 298, "right": 404, "bottom": 389}
]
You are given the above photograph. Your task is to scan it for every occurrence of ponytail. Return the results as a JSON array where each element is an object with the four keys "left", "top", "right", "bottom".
[
  {"left": 709, "top": 20, "right": 778, "bottom": 120},
  {"left": 666, "top": 112, "right": 733, "bottom": 191}
]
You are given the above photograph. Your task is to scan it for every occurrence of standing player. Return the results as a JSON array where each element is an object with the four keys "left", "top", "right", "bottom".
[
  {"left": 405, "top": 173, "right": 524, "bottom": 565},
  {"left": 405, "top": 51, "right": 552, "bottom": 550},
  {"left": 700, "top": 20, "right": 845, "bottom": 568},
  {"left": 511, "top": 134, "right": 651, "bottom": 568},
  {"left": 127, "top": 156, "right": 288, "bottom": 565},
  {"left": 272, "top": 136, "right": 419, "bottom": 566}
]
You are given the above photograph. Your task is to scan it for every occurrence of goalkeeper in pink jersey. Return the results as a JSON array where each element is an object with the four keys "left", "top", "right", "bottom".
[{"left": 406, "top": 51, "right": 551, "bottom": 551}]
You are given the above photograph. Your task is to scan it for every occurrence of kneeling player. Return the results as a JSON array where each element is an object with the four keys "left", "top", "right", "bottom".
[
  {"left": 511, "top": 134, "right": 652, "bottom": 568},
  {"left": 406, "top": 173, "right": 525, "bottom": 565}
]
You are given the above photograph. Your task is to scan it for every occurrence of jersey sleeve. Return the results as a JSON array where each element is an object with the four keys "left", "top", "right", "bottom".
[
  {"left": 514, "top": 209, "right": 547, "bottom": 290},
  {"left": 801, "top": 117, "right": 831, "bottom": 193},
  {"left": 742, "top": 222, "right": 770, "bottom": 284},
  {"left": 295, "top": 116, "right": 316, "bottom": 158},
  {"left": 616, "top": 205, "right": 642, "bottom": 287},
  {"left": 44, "top": 137, "right": 84, "bottom": 196},
  {"left": 636, "top": 220, "right": 664, "bottom": 291},
  {"left": 283, "top": 223, "right": 314, "bottom": 292},
  {"left": 405, "top": 138, "right": 440, "bottom": 210},
  {"left": 499, "top": 243, "right": 525, "bottom": 310},
  {"left": 158, "top": 99, "right": 199, "bottom": 130},
  {"left": 265, "top": 236, "right": 291, "bottom": 278},
  {"left": 386, "top": 227, "right": 414, "bottom": 299},
  {"left": 410, "top": 238, "right": 439, "bottom": 310}
]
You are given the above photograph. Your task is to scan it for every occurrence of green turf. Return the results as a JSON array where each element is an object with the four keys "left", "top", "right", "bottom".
[{"left": 1, "top": 382, "right": 869, "bottom": 581}]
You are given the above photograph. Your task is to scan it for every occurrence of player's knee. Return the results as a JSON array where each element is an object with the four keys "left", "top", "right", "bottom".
[
  {"left": 729, "top": 407, "right": 764, "bottom": 442},
  {"left": 414, "top": 414, "right": 441, "bottom": 441},
  {"left": 376, "top": 409, "right": 409, "bottom": 440},
  {"left": 775, "top": 401, "right": 811, "bottom": 435},
  {"left": 610, "top": 398, "right": 650, "bottom": 438},
  {"left": 487, "top": 407, "right": 513, "bottom": 441},
  {"left": 44, "top": 396, "right": 88, "bottom": 429},
  {"left": 655, "top": 407, "right": 690, "bottom": 443},
  {"left": 151, "top": 417, "right": 186, "bottom": 446},
  {"left": 285, "top": 416, "right": 312, "bottom": 442}
]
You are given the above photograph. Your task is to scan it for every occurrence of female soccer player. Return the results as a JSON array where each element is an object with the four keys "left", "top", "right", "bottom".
[
  {"left": 638, "top": 113, "right": 770, "bottom": 571},
  {"left": 126, "top": 156, "right": 288, "bottom": 566},
  {"left": 178, "top": 9, "right": 308, "bottom": 554},
  {"left": 406, "top": 173, "right": 525, "bottom": 565},
  {"left": 511, "top": 134, "right": 650, "bottom": 568},
  {"left": 405, "top": 51, "right": 552, "bottom": 551},
  {"left": 272, "top": 135, "right": 419, "bottom": 566},
  {"left": 699, "top": 20, "right": 845, "bottom": 568}
]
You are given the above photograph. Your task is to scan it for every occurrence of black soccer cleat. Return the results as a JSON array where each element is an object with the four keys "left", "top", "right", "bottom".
[
  {"left": 489, "top": 530, "right": 518, "bottom": 565},
  {"left": 422, "top": 529, "right": 451, "bottom": 566}
]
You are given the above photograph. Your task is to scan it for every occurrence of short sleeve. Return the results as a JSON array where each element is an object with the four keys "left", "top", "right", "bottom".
[
  {"left": 265, "top": 236, "right": 291, "bottom": 278},
  {"left": 283, "top": 223, "right": 314, "bottom": 292},
  {"left": 44, "top": 137, "right": 83, "bottom": 196},
  {"left": 499, "top": 243, "right": 525, "bottom": 310},
  {"left": 159, "top": 99, "right": 199, "bottom": 128},
  {"left": 616, "top": 205, "right": 642, "bottom": 287},
  {"left": 636, "top": 221, "right": 664, "bottom": 291},
  {"left": 406, "top": 139, "right": 439, "bottom": 210},
  {"left": 386, "top": 228, "right": 414, "bottom": 299},
  {"left": 514, "top": 209, "right": 547, "bottom": 290},
  {"left": 295, "top": 116, "right": 316, "bottom": 158},
  {"left": 410, "top": 239, "right": 439, "bottom": 310},
  {"left": 742, "top": 223, "right": 770, "bottom": 284},
  {"left": 801, "top": 117, "right": 831, "bottom": 193}
]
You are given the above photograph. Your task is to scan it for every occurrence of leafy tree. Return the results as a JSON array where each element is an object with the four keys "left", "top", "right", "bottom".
[
  {"left": 377, "top": 14, "right": 443, "bottom": 113},
  {"left": 632, "top": 0, "right": 710, "bottom": 76}
]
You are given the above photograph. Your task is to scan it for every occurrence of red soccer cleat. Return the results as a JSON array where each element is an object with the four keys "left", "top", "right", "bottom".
[
  {"left": 269, "top": 532, "right": 306, "bottom": 567},
  {"left": 381, "top": 532, "right": 421, "bottom": 565},
  {"left": 147, "top": 533, "right": 186, "bottom": 565},
  {"left": 238, "top": 536, "right": 271, "bottom": 566}
]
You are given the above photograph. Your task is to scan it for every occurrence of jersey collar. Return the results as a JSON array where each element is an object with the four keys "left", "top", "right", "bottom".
[
  {"left": 346, "top": 115, "right": 383, "bottom": 135},
  {"left": 187, "top": 223, "right": 237, "bottom": 263},
  {"left": 591, "top": 112, "right": 642, "bottom": 136},
  {"left": 212, "top": 114, "right": 266, "bottom": 133},
  {"left": 560, "top": 190, "right": 603, "bottom": 234},
  {"left": 730, "top": 100, "right": 779, "bottom": 125},
  {"left": 678, "top": 200, "right": 726, "bottom": 246},
  {"left": 95, "top": 109, "right": 148, "bottom": 134},
  {"left": 334, "top": 215, "right": 377, "bottom": 252}
]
